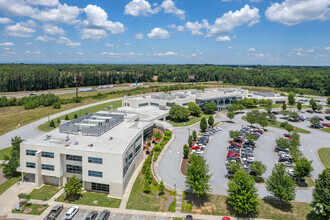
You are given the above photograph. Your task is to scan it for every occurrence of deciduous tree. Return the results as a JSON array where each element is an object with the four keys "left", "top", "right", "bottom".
[
  {"left": 169, "top": 104, "right": 190, "bottom": 122},
  {"left": 64, "top": 175, "right": 82, "bottom": 201},
  {"left": 208, "top": 115, "right": 214, "bottom": 127},
  {"left": 200, "top": 117, "right": 207, "bottom": 131},
  {"left": 312, "top": 168, "right": 330, "bottom": 219},
  {"left": 293, "top": 157, "right": 313, "bottom": 182},
  {"left": 188, "top": 102, "right": 202, "bottom": 117},
  {"left": 227, "top": 111, "right": 235, "bottom": 122},
  {"left": 203, "top": 102, "right": 217, "bottom": 114}
]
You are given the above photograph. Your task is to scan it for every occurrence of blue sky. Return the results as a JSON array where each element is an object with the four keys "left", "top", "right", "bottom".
[{"left": 0, "top": 0, "right": 329, "bottom": 65}]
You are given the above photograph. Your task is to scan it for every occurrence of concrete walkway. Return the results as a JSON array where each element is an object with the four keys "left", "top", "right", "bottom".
[{"left": 0, "top": 181, "right": 35, "bottom": 218}]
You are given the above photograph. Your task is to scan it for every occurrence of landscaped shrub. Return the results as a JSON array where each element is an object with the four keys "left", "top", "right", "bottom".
[{"left": 154, "top": 145, "right": 161, "bottom": 152}]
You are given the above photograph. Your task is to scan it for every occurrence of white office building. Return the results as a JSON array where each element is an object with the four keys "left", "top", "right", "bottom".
[{"left": 18, "top": 107, "right": 169, "bottom": 198}]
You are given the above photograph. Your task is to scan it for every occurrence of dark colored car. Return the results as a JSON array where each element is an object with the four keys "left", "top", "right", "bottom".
[
  {"left": 279, "top": 156, "right": 293, "bottom": 163},
  {"left": 44, "top": 204, "right": 63, "bottom": 220},
  {"left": 97, "top": 210, "right": 110, "bottom": 220},
  {"left": 325, "top": 116, "right": 330, "bottom": 120},
  {"left": 272, "top": 111, "right": 280, "bottom": 115},
  {"left": 186, "top": 215, "right": 193, "bottom": 220},
  {"left": 85, "top": 211, "right": 98, "bottom": 220},
  {"left": 284, "top": 133, "right": 291, "bottom": 138},
  {"left": 234, "top": 138, "right": 243, "bottom": 143},
  {"left": 275, "top": 146, "right": 290, "bottom": 152},
  {"left": 306, "top": 110, "right": 314, "bottom": 114}
]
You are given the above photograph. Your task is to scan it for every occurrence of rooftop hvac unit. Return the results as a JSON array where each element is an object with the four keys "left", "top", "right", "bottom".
[
  {"left": 88, "top": 144, "right": 93, "bottom": 147},
  {"left": 43, "top": 135, "right": 51, "bottom": 141},
  {"left": 109, "top": 137, "right": 113, "bottom": 140},
  {"left": 74, "top": 141, "right": 79, "bottom": 145}
]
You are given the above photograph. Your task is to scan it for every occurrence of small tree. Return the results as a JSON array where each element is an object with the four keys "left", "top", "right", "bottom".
[
  {"left": 192, "top": 130, "right": 197, "bottom": 140},
  {"left": 183, "top": 144, "right": 189, "bottom": 159},
  {"left": 57, "top": 118, "right": 60, "bottom": 124},
  {"left": 200, "top": 117, "right": 207, "bottom": 132},
  {"left": 266, "top": 163, "right": 296, "bottom": 206},
  {"left": 310, "top": 98, "right": 316, "bottom": 106},
  {"left": 227, "top": 111, "right": 235, "bottom": 122},
  {"left": 297, "top": 102, "right": 302, "bottom": 111},
  {"left": 53, "top": 102, "right": 61, "bottom": 109},
  {"left": 169, "top": 104, "right": 190, "bottom": 122},
  {"left": 185, "top": 153, "right": 211, "bottom": 198},
  {"left": 229, "top": 130, "right": 241, "bottom": 139},
  {"left": 3, "top": 136, "right": 22, "bottom": 176},
  {"left": 327, "top": 97, "right": 330, "bottom": 105},
  {"left": 288, "top": 92, "right": 295, "bottom": 105},
  {"left": 143, "top": 180, "right": 151, "bottom": 194},
  {"left": 188, "top": 135, "right": 193, "bottom": 147},
  {"left": 246, "top": 112, "right": 257, "bottom": 126},
  {"left": 311, "top": 101, "right": 318, "bottom": 112},
  {"left": 312, "top": 168, "right": 330, "bottom": 218},
  {"left": 159, "top": 180, "right": 165, "bottom": 195},
  {"left": 310, "top": 117, "right": 321, "bottom": 126},
  {"left": 187, "top": 102, "right": 202, "bottom": 117},
  {"left": 293, "top": 157, "right": 313, "bottom": 182},
  {"left": 74, "top": 114, "right": 78, "bottom": 119},
  {"left": 65, "top": 114, "right": 69, "bottom": 120},
  {"left": 245, "top": 133, "right": 257, "bottom": 143},
  {"left": 208, "top": 115, "right": 214, "bottom": 127},
  {"left": 258, "top": 119, "right": 268, "bottom": 129},
  {"left": 289, "top": 111, "right": 299, "bottom": 119},
  {"left": 285, "top": 124, "right": 295, "bottom": 134},
  {"left": 276, "top": 138, "right": 290, "bottom": 149},
  {"left": 264, "top": 104, "right": 272, "bottom": 113},
  {"left": 49, "top": 120, "right": 55, "bottom": 128},
  {"left": 316, "top": 104, "right": 323, "bottom": 112},
  {"left": 227, "top": 161, "right": 242, "bottom": 174},
  {"left": 282, "top": 103, "right": 287, "bottom": 111},
  {"left": 228, "top": 169, "right": 259, "bottom": 215},
  {"left": 64, "top": 175, "right": 82, "bottom": 201},
  {"left": 250, "top": 161, "right": 267, "bottom": 181},
  {"left": 203, "top": 102, "right": 217, "bottom": 114}
]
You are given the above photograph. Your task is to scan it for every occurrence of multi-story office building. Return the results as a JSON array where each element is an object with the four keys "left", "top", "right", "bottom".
[{"left": 18, "top": 108, "right": 169, "bottom": 198}]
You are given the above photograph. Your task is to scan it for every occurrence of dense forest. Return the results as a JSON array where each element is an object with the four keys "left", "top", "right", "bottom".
[{"left": 0, "top": 64, "right": 329, "bottom": 96}]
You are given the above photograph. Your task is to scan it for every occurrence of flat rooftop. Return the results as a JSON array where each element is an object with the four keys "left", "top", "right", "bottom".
[
  {"left": 119, "top": 106, "right": 169, "bottom": 121},
  {"left": 23, "top": 111, "right": 151, "bottom": 155}
]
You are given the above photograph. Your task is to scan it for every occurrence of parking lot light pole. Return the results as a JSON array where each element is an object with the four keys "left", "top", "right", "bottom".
[{"left": 174, "top": 184, "right": 176, "bottom": 193}]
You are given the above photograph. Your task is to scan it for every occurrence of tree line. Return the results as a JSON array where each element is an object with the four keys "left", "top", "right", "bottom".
[{"left": 0, "top": 64, "right": 329, "bottom": 95}]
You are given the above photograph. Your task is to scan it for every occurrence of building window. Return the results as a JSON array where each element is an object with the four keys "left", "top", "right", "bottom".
[
  {"left": 88, "top": 157, "right": 103, "bottom": 164},
  {"left": 26, "top": 150, "right": 37, "bottom": 156},
  {"left": 26, "top": 162, "right": 35, "bottom": 168},
  {"left": 138, "top": 102, "right": 148, "bottom": 107},
  {"left": 150, "top": 102, "right": 159, "bottom": 106},
  {"left": 129, "top": 153, "right": 133, "bottom": 160},
  {"left": 66, "top": 164, "right": 82, "bottom": 174},
  {"left": 135, "top": 144, "right": 141, "bottom": 154},
  {"left": 42, "top": 164, "right": 54, "bottom": 171},
  {"left": 42, "top": 151, "right": 54, "bottom": 158},
  {"left": 166, "top": 102, "right": 175, "bottom": 107},
  {"left": 88, "top": 170, "right": 102, "bottom": 178},
  {"left": 66, "top": 155, "right": 82, "bottom": 162},
  {"left": 91, "top": 182, "right": 109, "bottom": 193},
  {"left": 182, "top": 103, "right": 188, "bottom": 106}
]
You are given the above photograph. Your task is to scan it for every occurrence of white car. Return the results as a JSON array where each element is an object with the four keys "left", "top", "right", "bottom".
[
  {"left": 64, "top": 206, "right": 79, "bottom": 220},
  {"left": 246, "top": 157, "right": 254, "bottom": 163},
  {"left": 191, "top": 149, "right": 204, "bottom": 156},
  {"left": 215, "top": 127, "right": 222, "bottom": 132}
]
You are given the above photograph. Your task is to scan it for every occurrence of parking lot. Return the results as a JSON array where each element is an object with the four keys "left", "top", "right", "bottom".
[
  {"left": 158, "top": 110, "right": 329, "bottom": 202},
  {"left": 55, "top": 207, "right": 173, "bottom": 220}
]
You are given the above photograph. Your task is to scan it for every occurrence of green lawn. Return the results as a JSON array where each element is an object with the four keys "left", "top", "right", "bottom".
[
  {"left": 126, "top": 172, "right": 169, "bottom": 212},
  {"left": 0, "top": 147, "right": 12, "bottom": 160},
  {"left": 168, "top": 114, "right": 210, "bottom": 127},
  {"left": 318, "top": 148, "right": 330, "bottom": 168},
  {"left": 56, "top": 191, "right": 121, "bottom": 208},
  {"left": 38, "top": 100, "right": 122, "bottom": 132},
  {"left": 0, "top": 175, "right": 21, "bottom": 195},
  {"left": 296, "top": 176, "right": 315, "bottom": 187},
  {"left": 28, "top": 185, "right": 61, "bottom": 201},
  {"left": 320, "top": 127, "right": 330, "bottom": 133},
  {"left": 12, "top": 203, "right": 48, "bottom": 215}
]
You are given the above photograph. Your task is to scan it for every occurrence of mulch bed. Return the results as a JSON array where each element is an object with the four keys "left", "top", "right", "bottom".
[{"left": 181, "top": 158, "right": 188, "bottom": 175}]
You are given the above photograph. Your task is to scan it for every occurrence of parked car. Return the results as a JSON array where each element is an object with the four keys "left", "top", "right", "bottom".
[
  {"left": 228, "top": 147, "right": 240, "bottom": 152},
  {"left": 322, "top": 123, "right": 330, "bottom": 127},
  {"left": 215, "top": 127, "right": 223, "bottom": 131},
  {"left": 97, "top": 210, "right": 110, "bottom": 220},
  {"left": 44, "top": 204, "right": 63, "bottom": 220},
  {"left": 280, "top": 161, "right": 293, "bottom": 167},
  {"left": 317, "top": 116, "right": 324, "bottom": 121},
  {"left": 64, "top": 206, "right": 79, "bottom": 220},
  {"left": 272, "top": 111, "right": 280, "bottom": 115},
  {"left": 192, "top": 149, "right": 204, "bottom": 156},
  {"left": 311, "top": 124, "right": 324, "bottom": 129},
  {"left": 284, "top": 133, "right": 291, "bottom": 138},
  {"left": 186, "top": 215, "right": 193, "bottom": 220},
  {"left": 275, "top": 146, "right": 290, "bottom": 152},
  {"left": 306, "top": 110, "right": 314, "bottom": 113},
  {"left": 279, "top": 156, "right": 293, "bottom": 163},
  {"left": 230, "top": 142, "right": 241, "bottom": 147},
  {"left": 234, "top": 138, "right": 243, "bottom": 143},
  {"left": 85, "top": 211, "right": 98, "bottom": 220},
  {"left": 325, "top": 116, "right": 330, "bottom": 120}
]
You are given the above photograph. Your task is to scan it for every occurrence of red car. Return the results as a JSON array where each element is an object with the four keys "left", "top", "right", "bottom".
[
  {"left": 230, "top": 142, "right": 241, "bottom": 147},
  {"left": 285, "top": 137, "right": 292, "bottom": 140},
  {"left": 234, "top": 138, "right": 243, "bottom": 143},
  {"left": 322, "top": 123, "right": 330, "bottom": 127},
  {"left": 253, "top": 129, "right": 264, "bottom": 134},
  {"left": 318, "top": 117, "right": 324, "bottom": 121}
]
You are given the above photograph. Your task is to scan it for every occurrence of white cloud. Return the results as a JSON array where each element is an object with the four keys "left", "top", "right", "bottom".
[
  {"left": 106, "top": 43, "right": 115, "bottom": 48},
  {"left": 125, "top": 42, "right": 131, "bottom": 46},
  {"left": 36, "top": 35, "right": 55, "bottom": 42},
  {"left": 248, "top": 48, "right": 256, "bottom": 52},
  {"left": 233, "top": 35, "right": 237, "bottom": 39},
  {"left": 3, "top": 47, "right": 10, "bottom": 51},
  {"left": 43, "top": 24, "right": 65, "bottom": 35},
  {"left": 81, "top": 29, "right": 107, "bottom": 41},
  {"left": 0, "top": 42, "right": 14, "bottom": 46},
  {"left": 27, "top": 0, "right": 59, "bottom": 7},
  {"left": 207, "top": 5, "right": 260, "bottom": 36},
  {"left": 168, "top": 24, "right": 185, "bottom": 31},
  {"left": 102, "top": 52, "right": 135, "bottom": 56},
  {"left": 0, "top": 17, "right": 12, "bottom": 24},
  {"left": 325, "top": 46, "right": 330, "bottom": 51},
  {"left": 4, "top": 20, "right": 36, "bottom": 37},
  {"left": 25, "top": 50, "right": 41, "bottom": 55},
  {"left": 161, "top": 0, "right": 185, "bottom": 19},
  {"left": 33, "top": 3, "right": 81, "bottom": 23},
  {"left": 185, "top": 19, "right": 209, "bottom": 35},
  {"left": 135, "top": 33, "right": 144, "bottom": 39},
  {"left": 152, "top": 51, "right": 178, "bottom": 56},
  {"left": 57, "top": 36, "right": 81, "bottom": 48},
  {"left": 76, "top": 52, "right": 83, "bottom": 55},
  {"left": 148, "top": 27, "right": 170, "bottom": 39},
  {"left": 25, "top": 42, "right": 32, "bottom": 45},
  {"left": 228, "top": 46, "right": 234, "bottom": 49},
  {"left": 83, "top": 5, "right": 125, "bottom": 34},
  {"left": 256, "top": 53, "right": 265, "bottom": 57},
  {"left": 304, "top": 48, "right": 315, "bottom": 53},
  {"left": 265, "top": 0, "right": 330, "bottom": 26},
  {"left": 0, "top": 0, "right": 37, "bottom": 17},
  {"left": 124, "top": 0, "right": 160, "bottom": 16},
  {"left": 216, "top": 35, "right": 231, "bottom": 41},
  {"left": 297, "top": 52, "right": 306, "bottom": 56}
]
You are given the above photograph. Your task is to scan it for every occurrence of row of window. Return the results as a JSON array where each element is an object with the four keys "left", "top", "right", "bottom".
[
  {"left": 138, "top": 102, "right": 148, "bottom": 107},
  {"left": 26, "top": 162, "right": 54, "bottom": 171},
  {"left": 66, "top": 164, "right": 82, "bottom": 174},
  {"left": 88, "top": 170, "right": 102, "bottom": 178},
  {"left": 91, "top": 182, "right": 109, "bottom": 192},
  {"left": 26, "top": 150, "right": 54, "bottom": 158}
]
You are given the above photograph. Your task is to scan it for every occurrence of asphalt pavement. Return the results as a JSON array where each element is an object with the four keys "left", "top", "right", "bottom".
[{"left": 158, "top": 111, "right": 330, "bottom": 203}]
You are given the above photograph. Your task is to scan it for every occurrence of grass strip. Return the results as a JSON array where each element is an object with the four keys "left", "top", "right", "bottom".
[{"left": 318, "top": 148, "right": 330, "bottom": 168}]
